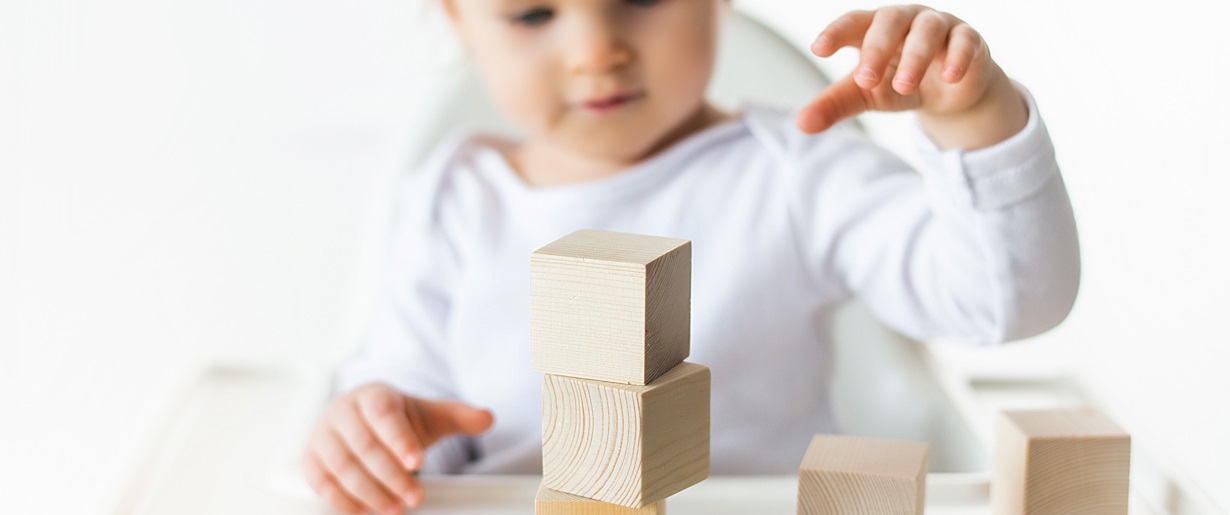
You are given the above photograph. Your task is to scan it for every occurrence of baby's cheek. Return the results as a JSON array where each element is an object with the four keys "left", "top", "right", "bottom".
[
  {"left": 482, "top": 61, "right": 557, "bottom": 135},
  {"left": 649, "top": 31, "right": 717, "bottom": 110}
]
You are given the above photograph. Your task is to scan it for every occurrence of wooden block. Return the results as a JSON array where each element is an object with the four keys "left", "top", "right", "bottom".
[
  {"left": 797, "top": 434, "right": 928, "bottom": 515},
  {"left": 542, "top": 362, "right": 709, "bottom": 508},
  {"left": 535, "top": 482, "right": 666, "bottom": 514},
  {"left": 531, "top": 230, "right": 691, "bottom": 385},
  {"left": 993, "top": 407, "right": 1130, "bottom": 515}
]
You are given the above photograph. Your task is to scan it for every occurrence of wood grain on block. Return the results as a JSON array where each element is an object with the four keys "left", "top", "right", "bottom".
[
  {"left": 993, "top": 407, "right": 1130, "bottom": 515},
  {"left": 542, "top": 362, "right": 710, "bottom": 508},
  {"left": 797, "top": 434, "right": 928, "bottom": 515},
  {"left": 535, "top": 482, "right": 666, "bottom": 514},
  {"left": 531, "top": 230, "right": 691, "bottom": 385}
]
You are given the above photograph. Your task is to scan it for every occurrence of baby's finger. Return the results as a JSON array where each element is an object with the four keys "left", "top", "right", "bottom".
[
  {"left": 893, "top": 10, "right": 953, "bottom": 95},
  {"left": 810, "top": 10, "right": 873, "bottom": 57},
  {"left": 855, "top": 8, "right": 918, "bottom": 89},
  {"left": 409, "top": 398, "right": 496, "bottom": 447},
  {"left": 942, "top": 23, "right": 983, "bottom": 83},
  {"left": 303, "top": 452, "right": 366, "bottom": 515},
  {"left": 340, "top": 403, "right": 423, "bottom": 507},
  {"left": 796, "top": 74, "right": 869, "bottom": 135},
  {"left": 357, "top": 391, "right": 425, "bottom": 471},
  {"left": 318, "top": 428, "right": 404, "bottom": 515}
]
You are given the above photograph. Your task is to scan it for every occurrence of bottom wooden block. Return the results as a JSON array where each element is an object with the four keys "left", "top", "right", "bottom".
[
  {"left": 536, "top": 483, "right": 666, "bottom": 514},
  {"left": 797, "top": 434, "right": 928, "bottom": 515},
  {"left": 543, "top": 362, "right": 710, "bottom": 508}
]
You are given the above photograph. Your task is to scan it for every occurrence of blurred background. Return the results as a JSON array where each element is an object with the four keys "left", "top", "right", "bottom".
[{"left": 2, "top": 0, "right": 1228, "bottom": 513}]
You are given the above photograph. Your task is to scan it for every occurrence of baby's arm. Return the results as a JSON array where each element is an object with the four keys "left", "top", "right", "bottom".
[
  {"left": 303, "top": 173, "right": 493, "bottom": 514},
  {"left": 798, "top": 5, "right": 1028, "bottom": 151},
  {"left": 816, "top": 112, "right": 1077, "bottom": 344},
  {"left": 793, "top": 87, "right": 1078, "bottom": 345},
  {"left": 785, "top": 5, "right": 1077, "bottom": 344}
]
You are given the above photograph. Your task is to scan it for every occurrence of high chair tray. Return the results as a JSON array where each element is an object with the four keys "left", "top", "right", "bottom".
[{"left": 108, "top": 364, "right": 1160, "bottom": 514}]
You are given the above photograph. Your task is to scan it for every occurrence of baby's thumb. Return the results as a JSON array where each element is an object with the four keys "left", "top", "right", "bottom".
[{"left": 410, "top": 398, "right": 495, "bottom": 445}]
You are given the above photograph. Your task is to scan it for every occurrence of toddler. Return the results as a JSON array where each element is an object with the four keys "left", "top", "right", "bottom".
[{"left": 301, "top": 2, "right": 1080, "bottom": 514}]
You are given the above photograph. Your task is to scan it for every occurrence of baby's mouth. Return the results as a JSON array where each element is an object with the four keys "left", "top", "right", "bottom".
[{"left": 580, "top": 91, "right": 645, "bottom": 113}]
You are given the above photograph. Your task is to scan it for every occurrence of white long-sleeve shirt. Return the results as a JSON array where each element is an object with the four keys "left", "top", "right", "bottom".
[{"left": 334, "top": 85, "right": 1080, "bottom": 475}]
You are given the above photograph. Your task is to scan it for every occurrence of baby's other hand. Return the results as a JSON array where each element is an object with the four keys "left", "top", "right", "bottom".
[
  {"left": 797, "top": 5, "right": 1014, "bottom": 135},
  {"left": 301, "top": 383, "right": 494, "bottom": 515}
]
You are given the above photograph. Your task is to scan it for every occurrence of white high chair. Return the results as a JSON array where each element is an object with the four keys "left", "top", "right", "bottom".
[{"left": 104, "top": 9, "right": 1180, "bottom": 514}]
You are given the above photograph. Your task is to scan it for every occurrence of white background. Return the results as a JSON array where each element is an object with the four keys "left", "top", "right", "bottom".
[{"left": 2, "top": 0, "right": 1228, "bottom": 513}]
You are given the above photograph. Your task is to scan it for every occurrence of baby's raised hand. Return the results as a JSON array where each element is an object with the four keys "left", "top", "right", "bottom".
[
  {"left": 797, "top": 5, "right": 1022, "bottom": 144},
  {"left": 301, "top": 383, "right": 494, "bottom": 515}
]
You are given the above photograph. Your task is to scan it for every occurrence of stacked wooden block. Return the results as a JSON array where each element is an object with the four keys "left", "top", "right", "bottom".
[{"left": 531, "top": 230, "right": 710, "bottom": 513}]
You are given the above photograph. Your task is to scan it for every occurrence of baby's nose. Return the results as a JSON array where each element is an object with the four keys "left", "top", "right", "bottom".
[{"left": 565, "top": 24, "right": 632, "bottom": 74}]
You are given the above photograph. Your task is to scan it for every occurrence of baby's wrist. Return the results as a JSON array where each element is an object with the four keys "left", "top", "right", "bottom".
[{"left": 917, "top": 74, "right": 1028, "bottom": 151}]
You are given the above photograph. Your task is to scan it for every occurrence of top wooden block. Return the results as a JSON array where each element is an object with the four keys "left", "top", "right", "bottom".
[
  {"left": 993, "top": 407, "right": 1130, "bottom": 515},
  {"left": 531, "top": 230, "right": 691, "bottom": 385},
  {"left": 798, "top": 434, "right": 928, "bottom": 515}
]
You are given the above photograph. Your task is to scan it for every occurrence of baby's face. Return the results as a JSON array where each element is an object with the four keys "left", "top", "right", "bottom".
[{"left": 444, "top": 0, "right": 724, "bottom": 162}]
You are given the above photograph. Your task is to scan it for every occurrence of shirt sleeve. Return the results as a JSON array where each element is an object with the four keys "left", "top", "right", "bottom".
[
  {"left": 789, "top": 82, "right": 1080, "bottom": 345},
  {"left": 333, "top": 173, "right": 459, "bottom": 397}
]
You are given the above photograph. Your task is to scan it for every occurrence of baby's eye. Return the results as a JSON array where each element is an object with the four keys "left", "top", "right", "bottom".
[
  {"left": 625, "top": 0, "right": 662, "bottom": 6},
  {"left": 511, "top": 7, "right": 554, "bottom": 26}
]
